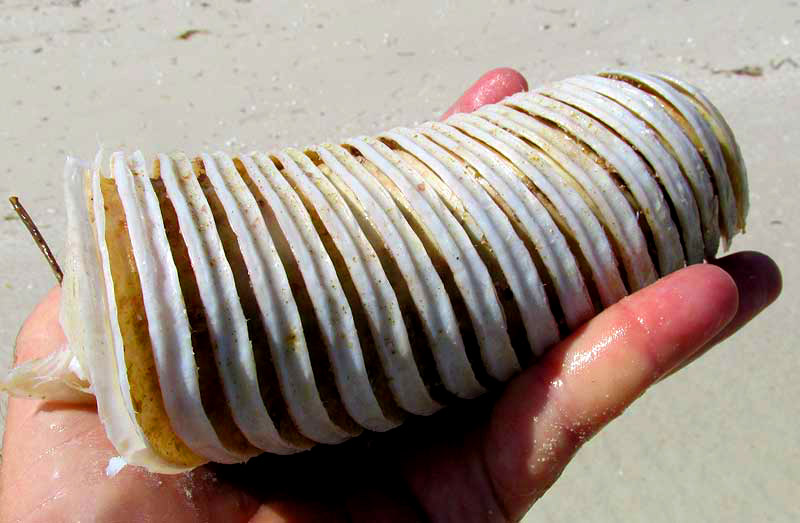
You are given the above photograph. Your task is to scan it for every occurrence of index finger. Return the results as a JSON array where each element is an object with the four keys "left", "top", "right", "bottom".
[{"left": 484, "top": 263, "right": 740, "bottom": 520}]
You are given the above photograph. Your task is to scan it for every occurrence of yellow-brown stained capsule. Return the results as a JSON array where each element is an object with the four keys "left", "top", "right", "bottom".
[{"left": 1, "top": 71, "right": 748, "bottom": 474}]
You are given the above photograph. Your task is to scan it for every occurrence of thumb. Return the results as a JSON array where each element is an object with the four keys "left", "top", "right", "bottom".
[{"left": 0, "top": 287, "right": 259, "bottom": 522}]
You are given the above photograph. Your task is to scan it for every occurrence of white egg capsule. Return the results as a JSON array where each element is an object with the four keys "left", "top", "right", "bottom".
[{"left": 2, "top": 71, "right": 747, "bottom": 473}]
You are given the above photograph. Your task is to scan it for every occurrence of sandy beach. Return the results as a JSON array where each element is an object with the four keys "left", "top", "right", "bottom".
[{"left": 0, "top": 1, "right": 797, "bottom": 520}]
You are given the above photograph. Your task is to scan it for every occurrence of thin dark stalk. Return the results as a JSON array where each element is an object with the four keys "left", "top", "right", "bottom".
[{"left": 8, "top": 196, "right": 63, "bottom": 285}]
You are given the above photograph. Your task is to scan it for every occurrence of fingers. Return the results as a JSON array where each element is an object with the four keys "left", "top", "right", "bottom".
[
  {"left": 484, "top": 264, "right": 739, "bottom": 520},
  {"left": 710, "top": 251, "right": 782, "bottom": 344},
  {"left": 660, "top": 251, "right": 782, "bottom": 380},
  {"left": 440, "top": 67, "right": 528, "bottom": 120}
]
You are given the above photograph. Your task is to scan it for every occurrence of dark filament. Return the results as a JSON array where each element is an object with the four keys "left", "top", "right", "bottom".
[{"left": 8, "top": 196, "right": 63, "bottom": 284}]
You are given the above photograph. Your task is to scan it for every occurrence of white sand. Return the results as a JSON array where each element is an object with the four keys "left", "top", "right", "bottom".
[{"left": 0, "top": 1, "right": 797, "bottom": 520}]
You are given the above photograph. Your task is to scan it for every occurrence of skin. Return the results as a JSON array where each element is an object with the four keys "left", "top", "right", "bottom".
[{"left": 0, "top": 68, "right": 783, "bottom": 523}]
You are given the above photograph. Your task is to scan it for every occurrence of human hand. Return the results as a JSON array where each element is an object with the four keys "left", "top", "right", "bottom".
[{"left": 0, "top": 69, "right": 782, "bottom": 523}]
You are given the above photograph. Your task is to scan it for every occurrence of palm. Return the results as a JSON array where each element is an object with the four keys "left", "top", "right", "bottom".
[{"left": 0, "top": 69, "right": 780, "bottom": 523}]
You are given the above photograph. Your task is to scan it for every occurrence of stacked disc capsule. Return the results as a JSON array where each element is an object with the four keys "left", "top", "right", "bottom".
[{"left": 63, "top": 71, "right": 747, "bottom": 472}]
